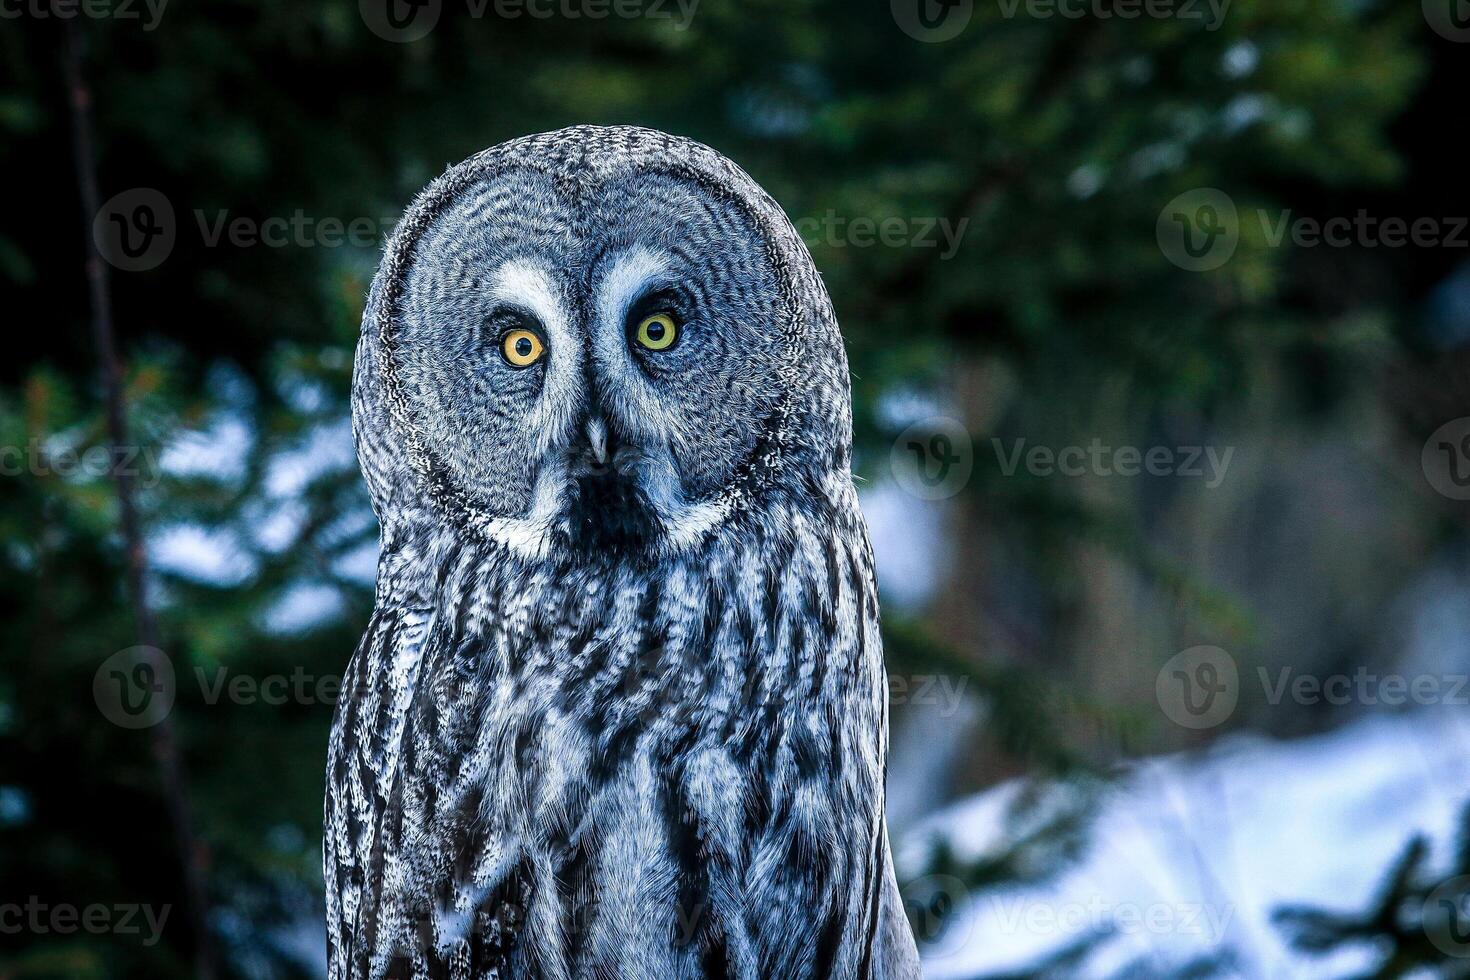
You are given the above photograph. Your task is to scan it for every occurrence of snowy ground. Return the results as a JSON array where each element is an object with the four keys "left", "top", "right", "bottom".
[{"left": 903, "top": 710, "right": 1470, "bottom": 979}]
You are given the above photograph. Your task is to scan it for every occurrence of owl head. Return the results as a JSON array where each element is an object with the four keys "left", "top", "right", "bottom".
[{"left": 353, "top": 126, "right": 853, "bottom": 562}]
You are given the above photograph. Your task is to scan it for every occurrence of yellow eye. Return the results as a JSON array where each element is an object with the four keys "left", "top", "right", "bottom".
[
  {"left": 501, "top": 328, "right": 545, "bottom": 367},
  {"left": 634, "top": 312, "right": 678, "bottom": 351}
]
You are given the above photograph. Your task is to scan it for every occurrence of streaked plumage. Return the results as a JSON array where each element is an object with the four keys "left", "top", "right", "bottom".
[{"left": 325, "top": 125, "right": 920, "bottom": 979}]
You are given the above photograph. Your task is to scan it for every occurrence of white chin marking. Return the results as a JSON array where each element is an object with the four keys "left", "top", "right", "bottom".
[
  {"left": 477, "top": 496, "right": 733, "bottom": 561},
  {"left": 472, "top": 461, "right": 565, "bottom": 562},
  {"left": 660, "top": 496, "right": 735, "bottom": 551},
  {"left": 626, "top": 443, "right": 732, "bottom": 549},
  {"left": 473, "top": 463, "right": 734, "bottom": 561}
]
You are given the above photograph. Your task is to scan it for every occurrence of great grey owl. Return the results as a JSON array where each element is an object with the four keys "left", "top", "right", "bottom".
[{"left": 325, "top": 125, "right": 921, "bottom": 980}]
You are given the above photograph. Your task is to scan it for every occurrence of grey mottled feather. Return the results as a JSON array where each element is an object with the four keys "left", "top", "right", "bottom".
[{"left": 325, "top": 125, "right": 921, "bottom": 980}]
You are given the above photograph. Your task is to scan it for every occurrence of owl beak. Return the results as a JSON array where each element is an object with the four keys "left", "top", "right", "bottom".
[{"left": 584, "top": 417, "right": 610, "bottom": 467}]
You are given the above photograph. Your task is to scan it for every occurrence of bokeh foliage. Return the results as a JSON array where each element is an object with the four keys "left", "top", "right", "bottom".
[{"left": 2, "top": 0, "right": 1465, "bottom": 975}]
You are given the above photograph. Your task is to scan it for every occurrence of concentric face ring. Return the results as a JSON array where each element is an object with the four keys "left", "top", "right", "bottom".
[{"left": 365, "top": 129, "right": 824, "bottom": 556}]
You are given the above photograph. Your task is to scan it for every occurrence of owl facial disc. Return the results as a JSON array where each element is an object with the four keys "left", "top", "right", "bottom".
[{"left": 354, "top": 126, "right": 853, "bottom": 563}]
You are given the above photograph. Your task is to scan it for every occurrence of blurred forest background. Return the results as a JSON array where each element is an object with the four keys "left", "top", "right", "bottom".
[{"left": 4, "top": 0, "right": 1470, "bottom": 976}]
